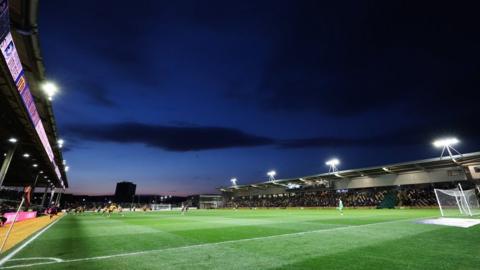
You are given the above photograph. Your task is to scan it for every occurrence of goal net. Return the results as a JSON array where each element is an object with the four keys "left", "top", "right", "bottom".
[
  {"left": 150, "top": 204, "right": 172, "bottom": 211},
  {"left": 434, "top": 185, "right": 480, "bottom": 217}
]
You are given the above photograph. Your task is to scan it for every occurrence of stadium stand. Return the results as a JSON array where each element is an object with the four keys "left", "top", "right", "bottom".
[
  {"left": 1, "top": 0, "right": 68, "bottom": 202},
  {"left": 222, "top": 153, "right": 480, "bottom": 209},
  {"left": 225, "top": 185, "right": 449, "bottom": 209},
  {"left": 0, "top": 0, "right": 68, "bottom": 253}
]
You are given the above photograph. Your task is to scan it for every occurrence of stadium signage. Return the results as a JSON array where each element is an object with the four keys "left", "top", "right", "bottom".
[
  {"left": 1, "top": 31, "right": 63, "bottom": 182},
  {"left": 3, "top": 211, "right": 37, "bottom": 224}
]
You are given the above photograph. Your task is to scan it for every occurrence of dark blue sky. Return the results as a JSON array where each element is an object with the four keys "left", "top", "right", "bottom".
[{"left": 39, "top": 1, "right": 480, "bottom": 195}]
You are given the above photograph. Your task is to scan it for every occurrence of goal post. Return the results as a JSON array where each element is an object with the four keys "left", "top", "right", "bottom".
[
  {"left": 150, "top": 204, "right": 172, "bottom": 211},
  {"left": 434, "top": 184, "right": 480, "bottom": 217}
]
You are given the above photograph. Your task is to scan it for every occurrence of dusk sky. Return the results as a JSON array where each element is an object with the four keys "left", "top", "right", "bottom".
[{"left": 39, "top": 1, "right": 480, "bottom": 195}]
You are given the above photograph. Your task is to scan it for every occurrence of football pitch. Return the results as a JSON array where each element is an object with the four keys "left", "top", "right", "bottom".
[{"left": 0, "top": 209, "right": 479, "bottom": 269}]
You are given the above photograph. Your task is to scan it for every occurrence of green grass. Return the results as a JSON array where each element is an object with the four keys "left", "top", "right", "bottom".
[{"left": 1, "top": 209, "right": 479, "bottom": 269}]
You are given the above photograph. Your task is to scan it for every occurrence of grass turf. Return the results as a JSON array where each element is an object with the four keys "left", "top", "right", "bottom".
[{"left": 0, "top": 209, "right": 479, "bottom": 269}]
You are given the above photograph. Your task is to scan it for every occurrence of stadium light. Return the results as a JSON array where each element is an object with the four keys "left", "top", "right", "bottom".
[
  {"left": 267, "top": 170, "right": 276, "bottom": 182},
  {"left": 230, "top": 178, "right": 238, "bottom": 186},
  {"left": 433, "top": 137, "right": 459, "bottom": 148},
  {"left": 32, "top": 164, "right": 38, "bottom": 168},
  {"left": 58, "top": 139, "right": 65, "bottom": 148},
  {"left": 432, "top": 137, "right": 462, "bottom": 161},
  {"left": 8, "top": 137, "right": 17, "bottom": 143},
  {"left": 65, "top": 166, "right": 70, "bottom": 172},
  {"left": 22, "top": 153, "right": 30, "bottom": 158},
  {"left": 326, "top": 158, "right": 340, "bottom": 173},
  {"left": 40, "top": 81, "right": 59, "bottom": 100}
]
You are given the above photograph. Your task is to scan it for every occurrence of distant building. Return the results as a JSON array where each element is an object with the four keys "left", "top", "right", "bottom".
[{"left": 114, "top": 181, "right": 136, "bottom": 203}]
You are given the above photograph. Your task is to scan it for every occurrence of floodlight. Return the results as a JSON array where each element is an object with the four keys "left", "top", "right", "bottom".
[
  {"left": 58, "top": 139, "right": 65, "bottom": 148},
  {"left": 23, "top": 153, "right": 30, "bottom": 158},
  {"left": 267, "top": 170, "right": 277, "bottom": 183},
  {"left": 433, "top": 137, "right": 459, "bottom": 148},
  {"left": 326, "top": 158, "right": 340, "bottom": 173},
  {"left": 65, "top": 166, "right": 70, "bottom": 172},
  {"left": 382, "top": 167, "right": 390, "bottom": 172},
  {"left": 325, "top": 159, "right": 340, "bottom": 166},
  {"left": 267, "top": 170, "right": 276, "bottom": 177},
  {"left": 432, "top": 137, "right": 462, "bottom": 161},
  {"left": 41, "top": 81, "right": 59, "bottom": 100},
  {"left": 230, "top": 178, "right": 237, "bottom": 186},
  {"left": 8, "top": 137, "right": 17, "bottom": 143},
  {"left": 32, "top": 164, "right": 38, "bottom": 168}
]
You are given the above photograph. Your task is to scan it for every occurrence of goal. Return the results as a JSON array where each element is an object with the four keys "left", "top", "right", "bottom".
[
  {"left": 150, "top": 204, "right": 172, "bottom": 211},
  {"left": 434, "top": 184, "right": 480, "bottom": 217}
]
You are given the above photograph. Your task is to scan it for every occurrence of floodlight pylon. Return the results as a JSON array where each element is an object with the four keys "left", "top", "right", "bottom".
[
  {"left": 267, "top": 170, "right": 276, "bottom": 183},
  {"left": 326, "top": 159, "right": 339, "bottom": 173},
  {"left": 433, "top": 137, "right": 462, "bottom": 161}
]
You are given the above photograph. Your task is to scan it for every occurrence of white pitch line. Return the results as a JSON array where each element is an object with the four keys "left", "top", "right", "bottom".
[
  {"left": 8, "top": 258, "right": 63, "bottom": 263},
  {"left": 0, "top": 215, "right": 64, "bottom": 267},
  {"left": 0, "top": 217, "right": 416, "bottom": 269}
]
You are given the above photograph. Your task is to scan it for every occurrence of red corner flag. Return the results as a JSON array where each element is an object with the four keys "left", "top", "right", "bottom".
[{"left": 23, "top": 185, "right": 32, "bottom": 208}]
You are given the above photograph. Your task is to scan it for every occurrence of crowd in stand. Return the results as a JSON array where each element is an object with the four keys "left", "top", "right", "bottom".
[
  {"left": 398, "top": 188, "right": 438, "bottom": 207},
  {"left": 226, "top": 186, "right": 440, "bottom": 208}
]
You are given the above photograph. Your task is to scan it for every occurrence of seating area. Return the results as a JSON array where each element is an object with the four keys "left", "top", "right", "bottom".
[{"left": 227, "top": 185, "right": 441, "bottom": 208}]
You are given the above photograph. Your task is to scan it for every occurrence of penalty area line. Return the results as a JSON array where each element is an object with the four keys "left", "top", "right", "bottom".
[
  {"left": 0, "top": 217, "right": 416, "bottom": 269},
  {"left": 0, "top": 215, "right": 65, "bottom": 267}
]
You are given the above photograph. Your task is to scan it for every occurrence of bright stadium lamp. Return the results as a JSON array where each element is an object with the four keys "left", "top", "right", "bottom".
[
  {"left": 23, "top": 153, "right": 30, "bottom": 158},
  {"left": 58, "top": 139, "right": 65, "bottom": 148},
  {"left": 432, "top": 137, "right": 461, "bottom": 161},
  {"left": 230, "top": 178, "right": 238, "bottom": 186},
  {"left": 267, "top": 170, "right": 276, "bottom": 182},
  {"left": 65, "top": 166, "right": 70, "bottom": 172},
  {"left": 326, "top": 158, "right": 340, "bottom": 173},
  {"left": 8, "top": 137, "right": 17, "bottom": 143},
  {"left": 40, "top": 81, "right": 59, "bottom": 100},
  {"left": 32, "top": 164, "right": 38, "bottom": 168}
]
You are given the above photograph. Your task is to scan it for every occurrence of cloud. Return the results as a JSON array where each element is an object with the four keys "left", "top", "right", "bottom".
[
  {"left": 63, "top": 117, "right": 480, "bottom": 153},
  {"left": 64, "top": 122, "right": 274, "bottom": 151}
]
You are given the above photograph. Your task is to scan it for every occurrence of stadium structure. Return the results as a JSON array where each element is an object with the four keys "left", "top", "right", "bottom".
[
  {"left": 221, "top": 152, "right": 480, "bottom": 209},
  {"left": 0, "top": 0, "right": 67, "bottom": 204}
]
